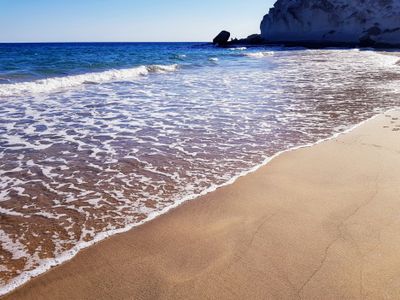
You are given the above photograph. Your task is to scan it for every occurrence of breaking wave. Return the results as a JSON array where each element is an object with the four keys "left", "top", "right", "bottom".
[
  {"left": 0, "top": 64, "right": 179, "bottom": 97},
  {"left": 229, "top": 47, "right": 247, "bottom": 51},
  {"left": 243, "top": 51, "right": 275, "bottom": 58}
]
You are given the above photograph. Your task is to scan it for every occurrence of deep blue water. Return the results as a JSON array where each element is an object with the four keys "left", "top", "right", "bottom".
[{"left": 0, "top": 42, "right": 232, "bottom": 83}]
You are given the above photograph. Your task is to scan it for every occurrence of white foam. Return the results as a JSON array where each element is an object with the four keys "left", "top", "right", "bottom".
[
  {"left": 229, "top": 47, "right": 247, "bottom": 51},
  {"left": 0, "top": 207, "right": 24, "bottom": 217},
  {"left": 244, "top": 51, "right": 274, "bottom": 58},
  {"left": 0, "top": 230, "right": 29, "bottom": 260},
  {"left": 0, "top": 64, "right": 178, "bottom": 97},
  {"left": 146, "top": 64, "right": 179, "bottom": 73},
  {"left": 0, "top": 108, "right": 396, "bottom": 297}
]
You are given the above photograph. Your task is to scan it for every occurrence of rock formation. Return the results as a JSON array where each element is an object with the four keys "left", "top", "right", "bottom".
[
  {"left": 260, "top": 0, "right": 400, "bottom": 47},
  {"left": 213, "top": 31, "right": 231, "bottom": 46}
]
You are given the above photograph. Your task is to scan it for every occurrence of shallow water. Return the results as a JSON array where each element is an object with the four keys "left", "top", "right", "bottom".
[{"left": 0, "top": 43, "right": 400, "bottom": 293}]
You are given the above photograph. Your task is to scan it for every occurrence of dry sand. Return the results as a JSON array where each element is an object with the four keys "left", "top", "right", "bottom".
[{"left": 3, "top": 110, "right": 400, "bottom": 300}]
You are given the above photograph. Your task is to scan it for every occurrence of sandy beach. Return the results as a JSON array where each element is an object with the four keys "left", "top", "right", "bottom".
[{"left": 2, "top": 110, "right": 400, "bottom": 299}]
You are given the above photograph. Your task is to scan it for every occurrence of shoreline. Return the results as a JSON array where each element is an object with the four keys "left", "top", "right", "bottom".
[
  {"left": 225, "top": 40, "right": 400, "bottom": 50},
  {"left": 2, "top": 109, "right": 400, "bottom": 299},
  {"left": 0, "top": 108, "right": 391, "bottom": 297}
]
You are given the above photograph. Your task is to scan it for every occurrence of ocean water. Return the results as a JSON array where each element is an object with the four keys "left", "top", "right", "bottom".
[{"left": 1, "top": 42, "right": 400, "bottom": 294}]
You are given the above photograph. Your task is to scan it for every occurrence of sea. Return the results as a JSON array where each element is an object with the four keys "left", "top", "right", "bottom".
[{"left": 0, "top": 42, "right": 400, "bottom": 294}]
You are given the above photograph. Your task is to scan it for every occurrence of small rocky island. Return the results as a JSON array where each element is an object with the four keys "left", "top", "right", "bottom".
[{"left": 215, "top": 0, "right": 400, "bottom": 48}]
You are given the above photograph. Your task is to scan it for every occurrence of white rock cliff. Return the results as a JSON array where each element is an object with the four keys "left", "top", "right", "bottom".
[{"left": 261, "top": 0, "right": 400, "bottom": 46}]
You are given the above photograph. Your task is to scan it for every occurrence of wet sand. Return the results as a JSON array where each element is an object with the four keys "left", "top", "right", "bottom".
[{"left": 3, "top": 110, "right": 400, "bottom": 300}]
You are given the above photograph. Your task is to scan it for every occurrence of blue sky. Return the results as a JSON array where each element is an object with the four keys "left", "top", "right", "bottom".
[{"left": 0, "top": 0, "right": 275, "bottom": 42}]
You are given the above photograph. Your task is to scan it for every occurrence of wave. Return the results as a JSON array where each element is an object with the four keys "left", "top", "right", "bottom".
[
  {"left": 243, "top": 51, "right": 274, "bottom": 58},
  {"left": 229, "top": 47, "right": 247, "bottom": 51},
  {"left": 171, "top": 54, "right": 187, "bottom": 60},
  {"left": 0, "top": 64, "right": 179, "bottom": 97}
]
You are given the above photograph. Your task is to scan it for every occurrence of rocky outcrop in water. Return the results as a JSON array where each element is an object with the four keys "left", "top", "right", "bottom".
[
  {"left": 229, "top": 34, "right": 263, "bottom": 46},
  {"left": 213, "top": 31, "right": 231, "bottom": 46},
  {"left": 260, "top": 0, "right": 400, "bottom": 47}
]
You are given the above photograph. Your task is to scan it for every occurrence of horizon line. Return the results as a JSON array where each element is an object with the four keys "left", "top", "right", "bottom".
[{"left": 0, "top": 41, "right": 210, "bottom": 44}]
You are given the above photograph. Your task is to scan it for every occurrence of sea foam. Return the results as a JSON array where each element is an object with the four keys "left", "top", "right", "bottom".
[
  {"left": 0, "top": 64, "right": 178, "bottom": 97},
  {"left": 243, "top": 51, "right": 274, "bottom": 58}
]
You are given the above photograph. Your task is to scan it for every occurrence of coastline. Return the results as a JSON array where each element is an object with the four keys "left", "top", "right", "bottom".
[
  {"left": 225, "top": 40, "right": 400, "bottom": 49},
  {"left": 2, "top": 109, "right": 400, "bottom": 299},
  {"left": 1, "top": 46, "right": 399, "bottom": 298}
]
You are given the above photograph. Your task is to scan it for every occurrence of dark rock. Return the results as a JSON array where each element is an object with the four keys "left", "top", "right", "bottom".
[
  {"left": 245, "top": 34, "right": 263, "bottom": 44},
  {"left": 213, "top": 31, "right": 230, "bottom": 46},
  {"left": 226, "top": 34, "right": 264, "bottom": 46},
  {"left": 359, "top": 35, "right": 376, "bottom": 47},
  {"left": 384, "top": 27, "right": 400, "bottom": 34},
  {"left": 367, "top": 26, "right": 382, "bottom": 36}
]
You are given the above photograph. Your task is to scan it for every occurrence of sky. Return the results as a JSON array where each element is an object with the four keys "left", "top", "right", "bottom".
[{"left": 0, "top": 0, "right": 275, "bottom": 43}]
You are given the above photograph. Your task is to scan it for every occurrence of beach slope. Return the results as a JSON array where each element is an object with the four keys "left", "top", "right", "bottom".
[{"left": 4, "top": 110, "right": 400, "bottom": 299}]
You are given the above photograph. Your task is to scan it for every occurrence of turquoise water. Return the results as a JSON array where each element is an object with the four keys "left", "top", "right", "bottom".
[{"left": 0, "top": 43, "right": 400, "bottom": 294}]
